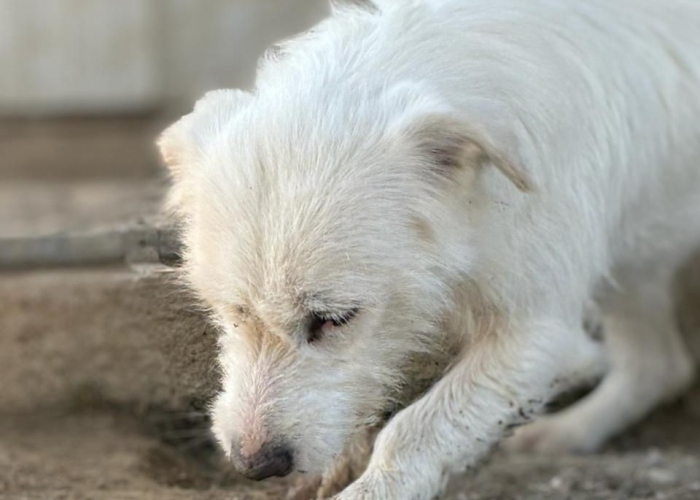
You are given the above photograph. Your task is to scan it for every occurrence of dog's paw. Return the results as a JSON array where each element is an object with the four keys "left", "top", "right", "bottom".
[
  {"left": 502, "top": 416, "right": 598, "bottom": 455},
  {"left": 288, "top": 426, "right": 379, "bottom": 500}
]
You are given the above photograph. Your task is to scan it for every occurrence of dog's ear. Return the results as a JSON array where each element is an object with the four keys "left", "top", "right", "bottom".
[
  {"left": 387, "top": 84, "right": 534, "bottom": 192},
  {"left": 157, "top": 89, "right": 253, "bottom": 179},
  {"left": 329, "top": 0, "right": 378, "bottom": 13},
  {"left": 157, "top": 89, "right": 253, "bottom": 213}
]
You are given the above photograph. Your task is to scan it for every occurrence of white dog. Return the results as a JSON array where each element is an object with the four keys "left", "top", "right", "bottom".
[{"left": 158, "top": 0, "right": 700, "bottom": 498}]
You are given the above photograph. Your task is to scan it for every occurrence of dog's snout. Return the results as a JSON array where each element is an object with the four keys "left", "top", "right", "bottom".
[{"left": 232, "top": 442, "right": 294, "bottom": 481}]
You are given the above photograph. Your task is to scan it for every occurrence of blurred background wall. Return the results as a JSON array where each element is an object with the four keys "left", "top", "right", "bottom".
[
  {"left": 0, "top": 0, "right": 327, "bottom": 117},
  {"left": 0, "top": 0, "right": 327, "bottom": 182}
]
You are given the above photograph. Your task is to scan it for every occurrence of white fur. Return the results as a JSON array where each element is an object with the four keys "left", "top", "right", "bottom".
[{"left": 160, "top": 0, "right": 700, "bottom": 498}]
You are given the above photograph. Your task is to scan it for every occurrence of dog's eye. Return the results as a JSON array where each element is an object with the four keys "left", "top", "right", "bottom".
[{"left": 307, "top": 308, "right": 359, "bottom": 344}]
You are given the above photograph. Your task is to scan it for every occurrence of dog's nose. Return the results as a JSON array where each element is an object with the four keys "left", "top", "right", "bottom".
[{"left": 232, "top": 443, "right": 294, "bottom": 481}]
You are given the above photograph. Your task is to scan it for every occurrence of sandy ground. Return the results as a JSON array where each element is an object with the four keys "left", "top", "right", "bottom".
[{"left": 1, "top": 387, "right": 699, "bottom": 500}]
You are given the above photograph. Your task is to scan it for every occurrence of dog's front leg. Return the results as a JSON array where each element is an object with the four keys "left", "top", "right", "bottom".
[{"left": 335, "top": 317, "right": 605, "bottom": 500}]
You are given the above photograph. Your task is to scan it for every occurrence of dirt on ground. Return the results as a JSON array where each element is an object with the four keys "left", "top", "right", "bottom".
[{"left": 0, "top": 386, "right": 699, "bottom": 500}]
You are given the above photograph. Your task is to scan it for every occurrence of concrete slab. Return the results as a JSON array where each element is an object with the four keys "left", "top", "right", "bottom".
[{"left": 0, "top": 181, "right": 181, "bottom": 269}]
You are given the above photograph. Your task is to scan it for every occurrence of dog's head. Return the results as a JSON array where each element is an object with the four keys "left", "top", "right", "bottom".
[{"left": 158, "top": 43, "right": 530, "bottom": 479}]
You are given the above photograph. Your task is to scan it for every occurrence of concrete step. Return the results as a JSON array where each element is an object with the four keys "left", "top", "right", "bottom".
[
  {"left": 0, "top": 266, "right": 217, "bottom": 414},
  {"left": 0, "top": 181, "right": 163, "bottom": 238},
  {"left": 0, "top": 118, "right": 169, "bottom": 181},
  {"left": 0, "top": 180, "right": 203, "bottom": 412},
  {"left": 0, "top": 181, "right": 180, "bottom": 270}
]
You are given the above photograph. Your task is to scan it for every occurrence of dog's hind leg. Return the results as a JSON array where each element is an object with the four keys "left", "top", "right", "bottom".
[{"left": 506, "top": 266, "right": 696, "bottom": 454}]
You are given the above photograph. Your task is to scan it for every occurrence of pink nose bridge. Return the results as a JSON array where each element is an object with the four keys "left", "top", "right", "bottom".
[
  {"left": 233, "top": 318, "right": 292, "bottom": 459},
  {"left": 239, "top": 410, "right": 270, "bottom": 458}
]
